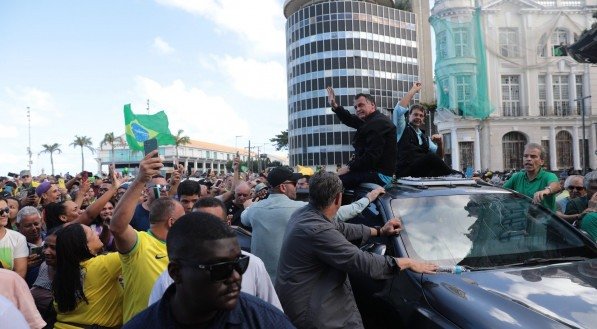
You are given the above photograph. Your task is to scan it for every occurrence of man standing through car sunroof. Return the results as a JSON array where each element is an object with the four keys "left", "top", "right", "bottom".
[{"left": 503, "top": 143, "right": 560, "bottom": 211}]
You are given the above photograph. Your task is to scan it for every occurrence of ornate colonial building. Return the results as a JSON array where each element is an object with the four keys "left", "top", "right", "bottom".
[{"left": 431, "top": 0, "right": 597, "bottom": 171}]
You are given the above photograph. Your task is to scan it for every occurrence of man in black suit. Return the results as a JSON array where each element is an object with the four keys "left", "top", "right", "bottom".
[{"left": 326, "top": 87, "right": 397, "bottom": 188}]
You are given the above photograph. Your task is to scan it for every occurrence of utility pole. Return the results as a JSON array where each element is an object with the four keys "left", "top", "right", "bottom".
[
  {"left": 147, "top": 99, "right": 150, "bottom": 114},
  {"left": 575, "top": 95, "right": 592, "bottom": 174},
  {"left": 246, "top": 140, "right": 252, "bottom": 173},
  {"left": 256, "top": 146, "right": 262, "bottom": 172},
  {"left": 27, "top": 107, "right": 32, "bottom": 172}
]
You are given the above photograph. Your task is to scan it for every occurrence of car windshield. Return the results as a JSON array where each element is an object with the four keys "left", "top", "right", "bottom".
[{"left": 392, "top": 192, "right": 595, "bottom": 268}]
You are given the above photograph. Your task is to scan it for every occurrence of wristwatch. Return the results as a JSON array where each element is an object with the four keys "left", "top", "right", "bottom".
[{"left": 375, "top": 226, "right": 381, "bottom": 237}]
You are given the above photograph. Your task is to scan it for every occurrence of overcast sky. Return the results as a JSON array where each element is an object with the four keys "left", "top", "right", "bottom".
[{"left": 0, "top": 0, "right": 289, "bottom": 175}]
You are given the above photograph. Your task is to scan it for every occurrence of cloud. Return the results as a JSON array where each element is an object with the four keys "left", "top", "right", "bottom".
[
  {"left": 155, "top": 0, "right": 285, "bottom": 56},
  {"left": 152, "top": 37, "right": 175, "bottom": 54},
  {"left": 132, "top": 76, "right": 251, "bottom": 145},
  {"left": 214, "top": 55, "right": 286, "bottom": 101}
]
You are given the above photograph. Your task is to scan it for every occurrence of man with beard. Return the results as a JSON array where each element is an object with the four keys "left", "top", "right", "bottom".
[
  {"left": 124, "top": 212, "right": 294, "bottom": 328},
  {"left": 503, "top": 143, "right": 560, "bottom": 211}
]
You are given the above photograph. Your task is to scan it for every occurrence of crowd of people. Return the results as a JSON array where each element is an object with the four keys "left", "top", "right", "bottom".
[{"left": 0, "top": 83, "right": 595, "bottom": 328}]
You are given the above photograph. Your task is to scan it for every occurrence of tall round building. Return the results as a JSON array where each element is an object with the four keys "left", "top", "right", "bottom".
[{"left": 283, "top": 0, "right": 423, "bottom": 168}]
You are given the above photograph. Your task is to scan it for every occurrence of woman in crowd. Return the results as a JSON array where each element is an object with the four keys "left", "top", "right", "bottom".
[
  {"left": 52, "top": 223, "right": 122, "bottom": 329},
  {"left": 0, "top": 198, "right": 28, "bottom": 277},
  {"left": 90, "top": 201, "right": 115, "bottom": 252}
]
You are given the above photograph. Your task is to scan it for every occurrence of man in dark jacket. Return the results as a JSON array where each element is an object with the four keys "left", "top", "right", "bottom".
[
  {"left": 275, "top": 171, "right": 437, "bottom": 329},
  {"left": 396, "top": 104, "right": 455, "bottom": 177},
  {"left": 326, "top": 87, "right": 396, "bottom": 188}
]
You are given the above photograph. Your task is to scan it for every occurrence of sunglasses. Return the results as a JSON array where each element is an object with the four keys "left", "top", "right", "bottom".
[
  {"left": 568, "top": 186, "right": 585, "bottom": 191},
  {"left": 0, "top": 207, "right": 10, "bottom": 215},
  {"left": 179, "top": 254, "right": 250, "bottom": 282}
]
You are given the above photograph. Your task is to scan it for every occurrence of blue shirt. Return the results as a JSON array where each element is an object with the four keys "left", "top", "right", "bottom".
[
  {"left": 130, "top": 203, "right": 150, "bottom": 231},
  {"left": 241, "top": 194, "right": 306, "bottom": 282},
  {"left": 393, "top": 104, "right": 437, "bottom": 153},
  {"left": 124, "top": 285, "right": 295, "bottom": 329}
]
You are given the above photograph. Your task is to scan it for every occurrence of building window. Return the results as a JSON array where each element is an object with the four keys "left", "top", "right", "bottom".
[
  {"left": 556, "top": 130, "right": 573, "bottom": 169},
  {"left": 459, "top": 141, "right": 474, "bottom": 172},
  {"left": 437, "top": 31, "right": 448, "bottom": 59},
  {"left": 551, "top": 28, "right": 568, "bottom": 56},
  {"left": 456, "top": 75, "right": 471, "bottom": 115},
  {"left": 501, "top": 75, "right": 521, "bottom": 116},
  {"left": 541, "top": 140, "right": 551, "bottom": 170},
  {"left": 499, "top": 28, "right": 519, "bottom": 57},
  {"left": 538, "top": 75, "right": 547, "bottom": 116},
  {"left": 576, "top": 74, "right": 584, "bottom": 115},
  {"left": 454, "top": 28, "right": 468, "bottom": 57},
  {"left": 502, "top": 131, "right": 527, "bottom": 170},
  {"left": 553, "top": 75, "right": 570, "bottom": 116}
]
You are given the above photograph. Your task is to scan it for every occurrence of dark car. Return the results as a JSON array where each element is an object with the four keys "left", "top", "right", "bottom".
[{"left": 345, "top": 177, "right": 597, "bottom": 329}]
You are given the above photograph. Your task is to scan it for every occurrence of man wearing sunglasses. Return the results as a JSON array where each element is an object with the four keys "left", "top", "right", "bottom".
[
  {"left": 242, "top": 167, "right": 387, "bottom": 283},
  {"left": 148, "top": 197, "right": 282, "bottom": 311},
  {"left": 124, "top": 213, "right": 294, "bottom": 328},
  {"left": 129, "top": 175, "right": 168, "bottom": 232},
  {"left": 565, "top": 171, "right": 597, "bottom": 224},
  {"left": 556, "top": 175, "right": 586, "bottom": 223}
]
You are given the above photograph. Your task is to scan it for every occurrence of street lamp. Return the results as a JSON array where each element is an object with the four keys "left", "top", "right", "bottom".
[{"left": 575, "top": 95, "right": 592, "bottom": 174}]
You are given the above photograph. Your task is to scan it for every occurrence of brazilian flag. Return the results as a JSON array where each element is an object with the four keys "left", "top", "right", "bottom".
[{"left": 123, "top": 104, "right": 176, "bottom": 151}]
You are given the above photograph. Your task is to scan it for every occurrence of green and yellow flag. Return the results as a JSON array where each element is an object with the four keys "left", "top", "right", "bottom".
[{"left": 123, "top": 104, "right": 176, "bottom": 151}]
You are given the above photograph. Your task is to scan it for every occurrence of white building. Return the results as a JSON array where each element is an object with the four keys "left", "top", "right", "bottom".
[
  {"left": 95, "top": 136, "right": 287, "bottom": 174},
  {"left": 430, "top": 0, "right": 597, "bottom": 172}
]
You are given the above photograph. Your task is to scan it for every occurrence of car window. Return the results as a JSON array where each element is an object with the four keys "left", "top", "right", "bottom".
[{"left": 391, "top": 193, "right": 594, "bottom": 267}]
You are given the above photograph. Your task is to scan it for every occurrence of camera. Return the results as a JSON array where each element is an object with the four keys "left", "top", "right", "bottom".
[{"left": 7, "top": 172, "right": 18, "bottom": 178}]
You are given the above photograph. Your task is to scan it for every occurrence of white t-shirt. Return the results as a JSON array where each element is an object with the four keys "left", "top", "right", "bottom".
[
  {"left": 148, "top": 250, "right": 283, "bottom": 311},
  {"left": 0, "top": 230, "right": 28, "bottom": 270}
]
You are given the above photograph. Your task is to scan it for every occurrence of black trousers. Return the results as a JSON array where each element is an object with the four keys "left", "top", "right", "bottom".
[
  {"left": 339, "top": 170, "right": 385, "bottom": 189},
  {"left": 398, "top": 153, "right": 454, "bottom": 177}
]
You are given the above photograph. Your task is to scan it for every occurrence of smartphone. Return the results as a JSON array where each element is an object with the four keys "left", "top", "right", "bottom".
[
  {"left": 215, "top": 179, "right": 223, "bottom": 187},
  {"left": 81, "top": 171, "right": 89, "bottom": 184},
  {"left": 27, "top": 187, "right": 36, "bottom": 197},
  {"left": 30, "top": 246, "right": 43, "bottom": 256},
  {"left": 144, "top": 138, "right": 159, "bottom": 157}
]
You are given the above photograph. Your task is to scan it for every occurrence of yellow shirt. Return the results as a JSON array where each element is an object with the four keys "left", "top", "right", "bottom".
[
  {"left": 55, "top": 252, "right": 123, "bottom": 329},
  {"left": 121, "top": 230, "right": 168, "bottom": 322}
]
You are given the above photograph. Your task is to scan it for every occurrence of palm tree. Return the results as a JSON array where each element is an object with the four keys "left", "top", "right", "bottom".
[
  {"left": 174, "top": 129, "right": 191, "bottom": 164},
  {"left": 39, "top": 143, "right": 62, "bottom": 176},
  {"left": 70, "top": 136, "right": 95, "bottom": 172},
  {"left": 100, "top": 132, "right": 122, "bottom": 167}
]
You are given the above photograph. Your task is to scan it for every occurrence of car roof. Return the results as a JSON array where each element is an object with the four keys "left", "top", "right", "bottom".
[{"left": 383, "top": 177, "right": 512, "bottom": 199}]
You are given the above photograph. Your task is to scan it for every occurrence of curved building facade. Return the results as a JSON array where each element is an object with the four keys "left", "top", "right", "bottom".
[{"left": 284, "top": 0, "right": 419, "bottom": 167}]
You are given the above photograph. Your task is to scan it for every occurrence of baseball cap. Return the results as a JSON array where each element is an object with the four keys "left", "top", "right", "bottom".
[
  {"left": 254, "top": 183, "right": 268, "bottom": 193},
  {"left": 35, "top": 181, "right": 52, "bottom": 197},
  {"left": 20, "top": 170, "right": 31, "bottom": 177},
  {"left": 267, "top": 167, "right": 303, "bottom": 188}
]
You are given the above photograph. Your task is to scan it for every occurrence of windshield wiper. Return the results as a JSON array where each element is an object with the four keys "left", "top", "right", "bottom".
[
  {"left": 460, "top": 257, "right": 588, "bottom": 271},
  {"left": 521, "top": 257, "right": 588, "bottom": 265}
]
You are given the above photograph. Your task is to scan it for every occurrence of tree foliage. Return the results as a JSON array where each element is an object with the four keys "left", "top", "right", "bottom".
[{"left": 270, "top": 130, "right": 288, "bottom": 151}]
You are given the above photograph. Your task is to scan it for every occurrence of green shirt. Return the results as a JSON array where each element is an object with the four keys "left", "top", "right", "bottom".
[
  {"left": 580, "top": 212, "right": 597, "bottom": 242},
  {"left": 503, "top": 168, "right": 558, "bottom": 211}
]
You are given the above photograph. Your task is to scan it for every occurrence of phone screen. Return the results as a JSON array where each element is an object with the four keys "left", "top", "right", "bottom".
[
  {"left": 30, "top": 246, "right": 43, "bottom": 256},
  {"left": 144, "top": 138, "right": 159, "bottom": 157}
]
